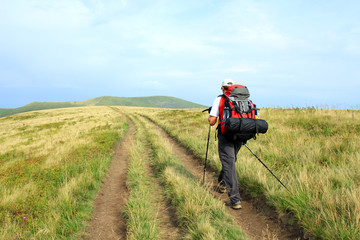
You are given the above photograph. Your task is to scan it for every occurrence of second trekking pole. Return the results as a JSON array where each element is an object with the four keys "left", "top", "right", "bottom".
[
  {"left": 244, "top": 143, "right": 289, "bottom": 192},
  {"left": 203, "top": 125, "right": 211, "bottom": 184}
]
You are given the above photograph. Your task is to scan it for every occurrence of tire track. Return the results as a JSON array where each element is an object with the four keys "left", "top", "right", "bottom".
[
  {"left": 141, "top": 115, "right": 299, "bottom": 240},
  {"left": 84, "top": 119, "right": 134, "bottom": 240}
]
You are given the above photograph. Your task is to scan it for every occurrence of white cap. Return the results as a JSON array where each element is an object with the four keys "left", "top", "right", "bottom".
[{"left": 222, "top": 79, "right": 234, "bottom": 87}]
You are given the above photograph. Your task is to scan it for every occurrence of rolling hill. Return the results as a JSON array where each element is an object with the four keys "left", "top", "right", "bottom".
[{"left": 0, "top": 96, "right": 206, "bottom": 118}]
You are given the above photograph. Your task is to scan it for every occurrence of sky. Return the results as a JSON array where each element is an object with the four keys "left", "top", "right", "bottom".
[{"left": 1, "top": 0, "right": 359, "bottom": 109}]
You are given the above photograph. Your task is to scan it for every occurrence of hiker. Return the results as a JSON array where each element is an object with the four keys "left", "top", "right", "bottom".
[{"left": 208, "top": 79, "right": 242, "bottom": 210}]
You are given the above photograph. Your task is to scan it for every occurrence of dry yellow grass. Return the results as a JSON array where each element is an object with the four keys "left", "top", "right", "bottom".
[
  {"left": 1, "top": 106, "right": 358, "bottom": 239},
  {"left": 0, "top": 106, "right": 128, "bottom": 239}
]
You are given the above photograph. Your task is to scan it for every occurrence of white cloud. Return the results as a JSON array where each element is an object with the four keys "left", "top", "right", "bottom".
[
  {"left": 140, "top": 34, "right": 224, "bottom": 57},
  {"left": 206, "top": 1, "right": 292, "bottom": 49},
  {"left": 137, "top": 80, "right": 165, "bottom": 90},
  {"left": 344, "top": 27, "right": 360, "bottom": 55},
  {"left": 144, "top": 71, "right": 193, "bottom": 77},
  {"left": 346, "top": 44, "right": 360, "bottom": 54},
  {"left": 0, "top": 0, "right": 92, "bottom": 29},
  {"left": 209, "top": 65, "right": 257, "bottom": 73},
  {"left": 76, "top": 55, "right": 110, "bottom": 68},
  {"left": 1, "top": 83, "right": 28, "bottom": 88},
  {"left": 80, "top": 0, "right": 129, "bottom": 25},
  {"left": 53, "top": 83, "right": 81, "bottom": 89}
]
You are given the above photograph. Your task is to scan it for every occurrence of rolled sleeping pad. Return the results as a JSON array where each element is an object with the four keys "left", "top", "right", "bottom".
[{"left": 225, "top": 118, "right": 268, "bottom": 134}]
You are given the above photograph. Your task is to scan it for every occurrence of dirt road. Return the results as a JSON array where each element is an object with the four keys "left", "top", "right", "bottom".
[{"left": 85, "top": 114, "right": 303, "bottom": 240}]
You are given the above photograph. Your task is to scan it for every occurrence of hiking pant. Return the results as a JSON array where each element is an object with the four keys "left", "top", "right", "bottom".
[{"left": 218, "top": 133, "right": 242, "bottom": 203}]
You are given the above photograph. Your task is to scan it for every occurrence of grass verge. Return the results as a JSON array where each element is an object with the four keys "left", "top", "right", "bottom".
[{"left": 124, "top": 114, "right": 161, "bottom": 240}]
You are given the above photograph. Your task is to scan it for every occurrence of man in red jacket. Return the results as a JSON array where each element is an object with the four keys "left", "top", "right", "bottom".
[{"left": 208, "top": 79, "right": 242, "bottom": 210}]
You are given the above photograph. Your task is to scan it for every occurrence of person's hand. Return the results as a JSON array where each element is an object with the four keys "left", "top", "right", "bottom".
[{"left": 208, "top": 116, "right": 217, "bottom": 126}]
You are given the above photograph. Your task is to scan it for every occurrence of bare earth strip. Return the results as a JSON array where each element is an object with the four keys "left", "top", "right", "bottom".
[
  {"left": 84, "top": 122, "right": 134, "bottom": 240},
  {"left": 142, "top": 116, "right": 299, "bottom": 240}
]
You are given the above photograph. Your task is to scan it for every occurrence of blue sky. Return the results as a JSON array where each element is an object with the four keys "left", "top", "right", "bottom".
[{"left": 1, "top": 0, "right": 359, "bottom": 109}]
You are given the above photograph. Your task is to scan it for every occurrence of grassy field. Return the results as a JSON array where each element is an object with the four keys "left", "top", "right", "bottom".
[
  {"left": 0, "top": 106, "right": 128, "bottom": 239},
  {"left": 1, "top": 106, "right": 359, "bottom": 239},
  {"left": 138, "top": 107, "right": 360, "bottom": 239}
]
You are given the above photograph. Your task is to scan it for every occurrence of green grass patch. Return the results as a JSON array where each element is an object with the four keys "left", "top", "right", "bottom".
[{"left": 0, "top": 108, "right": 129, "bottom": 239}]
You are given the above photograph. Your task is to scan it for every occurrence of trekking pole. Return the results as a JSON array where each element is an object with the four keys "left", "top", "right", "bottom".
[
  {"left": 203, "top": 125, "right": 211, "bottom": 184},
  {"left": 244, "top": 144, "right": 289, "bottom": 192}
]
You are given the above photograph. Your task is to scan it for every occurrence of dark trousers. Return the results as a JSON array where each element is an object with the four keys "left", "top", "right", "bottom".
[{"left": 218, "top": 133, "right": 242, "bottom": 203}]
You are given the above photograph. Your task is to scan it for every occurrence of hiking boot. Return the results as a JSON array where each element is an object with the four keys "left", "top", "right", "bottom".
[{"left": 225, "top": 201, "right": 242, "bottom": 210}]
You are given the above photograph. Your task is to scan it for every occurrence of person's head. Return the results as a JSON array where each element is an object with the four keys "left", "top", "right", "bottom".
[{"left": 221, "top": 79, "right": 234, "bottom": 91}]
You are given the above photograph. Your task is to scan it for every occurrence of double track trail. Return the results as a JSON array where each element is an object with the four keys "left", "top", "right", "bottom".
[
  {"left": 85, "top": 111, "right": 301, "bottom": 240},
  {"left": 85, "top": 115, "right": 184, "bottom": 240}
]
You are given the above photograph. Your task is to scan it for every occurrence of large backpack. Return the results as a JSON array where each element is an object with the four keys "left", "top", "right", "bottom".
[{"left": 218, "top": 84, "right": 268, "bottom": 142}]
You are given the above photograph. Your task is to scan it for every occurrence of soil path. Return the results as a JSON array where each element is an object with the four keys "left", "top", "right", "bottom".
[
  {"left": 84, "top": 121, "right": 134, "bottom": 240},
  {"left": 142, "top": 116, "right": 300, "bottom": 240}
]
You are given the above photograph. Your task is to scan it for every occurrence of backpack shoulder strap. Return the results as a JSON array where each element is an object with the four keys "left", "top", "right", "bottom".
[{"left": 218, "top": 94, "right": 231, "bottom": 122}]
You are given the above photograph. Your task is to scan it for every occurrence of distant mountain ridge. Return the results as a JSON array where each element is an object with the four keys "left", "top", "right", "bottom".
[{"left": 0, "top": 96, "right": 206, "bottom": 118}]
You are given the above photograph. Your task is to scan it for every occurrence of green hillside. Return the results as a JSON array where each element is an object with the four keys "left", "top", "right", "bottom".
[{"left": 0, "top": 96, "right": 206, "bottom": 118}]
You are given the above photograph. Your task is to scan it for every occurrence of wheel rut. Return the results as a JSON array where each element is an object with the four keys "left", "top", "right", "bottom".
[
  {"left": 84, "top": 120, "right": 134, "bottom": 240},
  {"left": 142, "top": 115, "right": 299, "bottom": 240}
]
